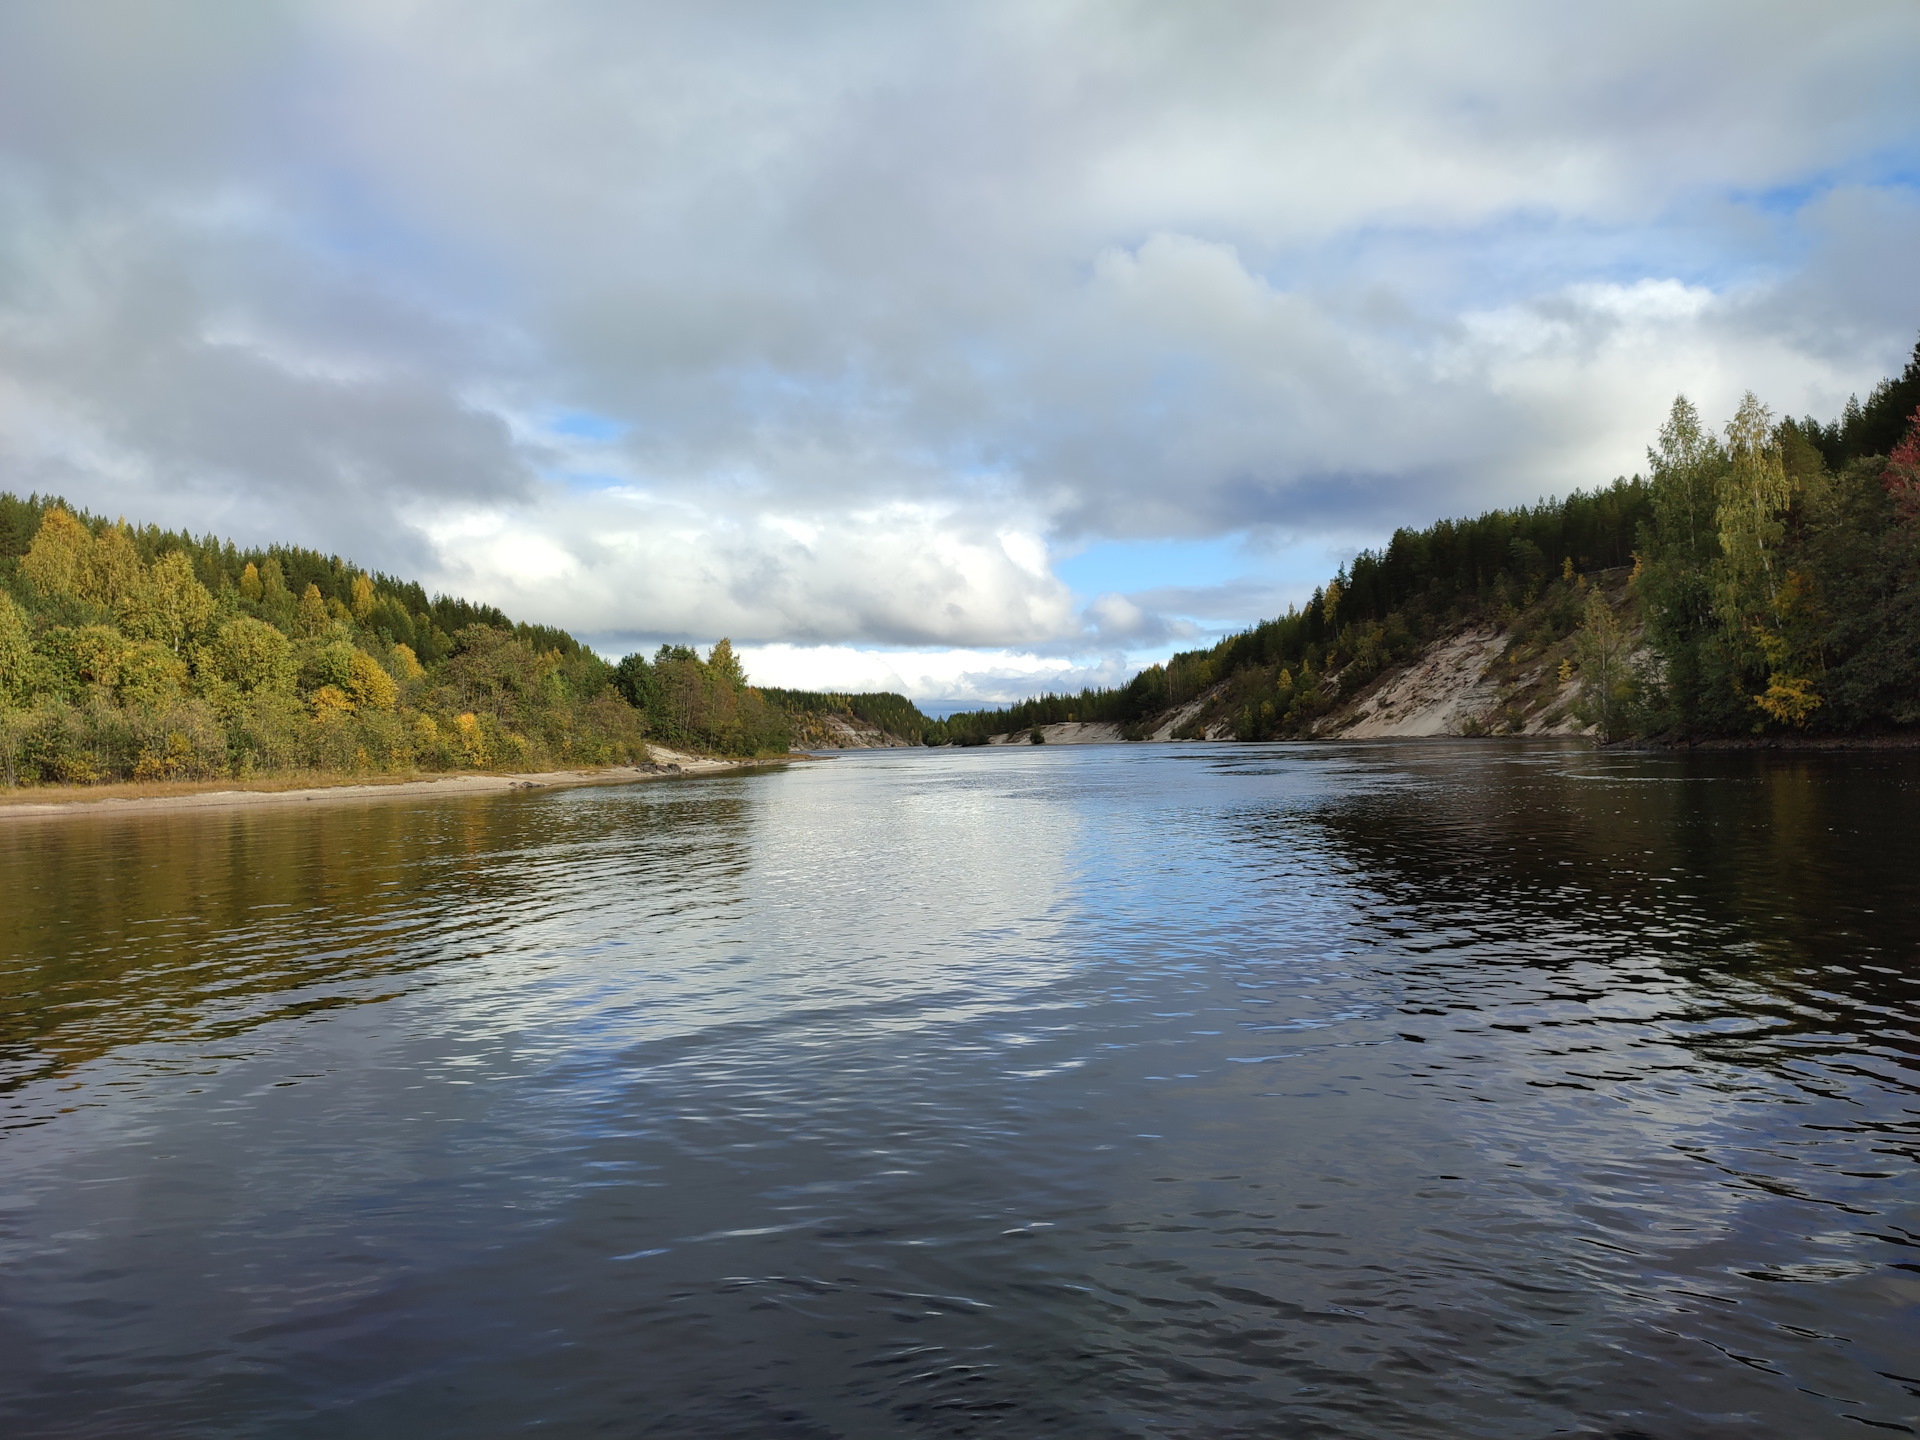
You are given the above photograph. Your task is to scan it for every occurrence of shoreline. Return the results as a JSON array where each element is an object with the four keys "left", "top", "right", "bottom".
[
  {"left": 0, "top": 745, "right": 803, "bottom": 823},
  {"left": 1610, "top": 732, "right": 1920, "bottom": 752}
]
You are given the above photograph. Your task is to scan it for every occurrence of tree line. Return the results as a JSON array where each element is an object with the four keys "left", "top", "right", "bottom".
[
  {"left": 758, "top": 688, "right": 942, "bottom": 747},
  {"left": 611, "top": 642, "right": 792, "bottom": 756},
  {"left": 1577, "top": 339, "right": 1920, "bottom": 740},
  {"left": 944, "top": 332, "right": 1920, "bottom": 745}
]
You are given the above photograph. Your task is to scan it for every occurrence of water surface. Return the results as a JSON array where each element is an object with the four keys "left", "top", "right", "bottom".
[{"left": 1, "top": 742, "right": 1916, "bottom": 1436}]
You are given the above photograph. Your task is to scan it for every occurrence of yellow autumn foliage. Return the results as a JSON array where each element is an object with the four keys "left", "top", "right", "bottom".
[
  {"left": 453, "top": 711, "right": 488, "bottom": 766},
  {"left": 21, "top": 506, "right": 92, "bottom": 599},
  {"left": 345, "top": 651, "right": 397, "bottom": 710},
  {"left": 310, "top": 685, "right": 354, "bottom": 723}
]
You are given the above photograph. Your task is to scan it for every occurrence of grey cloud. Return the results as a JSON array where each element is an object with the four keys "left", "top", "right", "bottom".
[
  {"left": 1123, "top": 577, "right": 1317, "bottom": 628},
  {"left": 0, "top": 186, "right": 535, "bottom": 571},
  {"left": 0, "top": 2, "right": 1915, "bottom": 648}
]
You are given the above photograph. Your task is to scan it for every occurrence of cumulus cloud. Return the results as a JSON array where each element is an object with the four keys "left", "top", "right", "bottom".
[
  {"left": 425, "top": 489, "right": 1076, "bottom": 649},
  {"left": 0, "top": 0, "right": 1917, "bottom": 692},
  {"left": 734, "top": 642, "right": 1143, "bottom": 714}
]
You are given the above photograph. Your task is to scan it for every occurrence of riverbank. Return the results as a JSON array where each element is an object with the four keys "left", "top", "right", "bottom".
[
  {"left": 0, "top": 744, "right": 798, "bottom": 822},
  {"left": 1616, "top": 732, "right": 1920, "bottom": 751}
]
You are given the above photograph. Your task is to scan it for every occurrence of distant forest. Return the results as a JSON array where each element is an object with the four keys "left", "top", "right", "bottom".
[
  {"left": 941, "top": 333, "right": 1920, "bottom": 745},
  {"left": 758, "top": 689, "right": 942, "bottom": 747}
]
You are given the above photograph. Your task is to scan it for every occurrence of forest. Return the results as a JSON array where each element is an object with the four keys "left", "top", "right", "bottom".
[
  {"left": 941, "top": 333, "right": 1920, "bottom": 745},
  {"left": 0, "top": 498, "right": 807, "bottom": 787}
]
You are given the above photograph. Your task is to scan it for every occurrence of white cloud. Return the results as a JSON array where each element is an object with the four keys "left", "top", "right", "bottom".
[
  {"left": 429, "top": 488, "right": 1078, "bottom": 649},
  {"left": 732, "top": 642, "right": 1141, "bottom": 713}
]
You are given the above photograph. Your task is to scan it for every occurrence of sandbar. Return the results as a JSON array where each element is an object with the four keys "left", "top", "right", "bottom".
[{"left": 0, "top": 745, "right": 804, "bottom": 823}]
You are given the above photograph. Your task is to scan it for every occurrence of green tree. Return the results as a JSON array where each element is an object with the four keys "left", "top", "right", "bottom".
[
  {"left": 117, "top": 642, "right": 190, "bottom": 711},
  {"left": 1569, "top": 589, "right": 1639, "bottom": 741},
  {"left": 708, "top": 637, "right": 746, "bottom": 686},
  {"left": 1651, "top": 396, "right": 1722, "bottom": 564},
  {"left": 345, "top": 650, "right": 398, "bottom": 711},
  {"left": 41, "top": 624, "right": 133, "bottom": 689},
  {"left": 1638, "top": 395, "right": 1730, "bottom": 732},
  {"left": 0, "top": 705, "right": 30, "bottom": 787},
  {"left": 1715, "top": 392, "right": 1793, "bottom": 622},
  {"left": 208, "top": 617, "right": 296, "bottom": 695},
  {"left": 125, "top": 551, "right": 216, "bottom": 654},
  {"left": 258, "top": 557, "right": 294, "bottom": 625},
  {"left": 0, "top": 591, "right": 33, "bottom": 705},
  {"left": 85, "top": 524, "right": 146, "bottom": 614}
]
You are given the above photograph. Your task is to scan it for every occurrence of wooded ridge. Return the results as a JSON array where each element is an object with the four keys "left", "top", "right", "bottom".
[{"left": 939, "top": 333, "right": 1920, "bottom": 747}]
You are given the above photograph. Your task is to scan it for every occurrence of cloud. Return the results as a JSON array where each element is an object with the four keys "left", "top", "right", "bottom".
[
  {"left": 732, "top": 642, "right": 1144, "bottom": 714},
  {"left": 0, "top": 1, "right": 1916, "bottom": 669},
  {"left": 430, "top": 488, "right": 1076, "bottom": 648},
  {"left": 0, "top": 183, "right": 535, "bottom": 572}
]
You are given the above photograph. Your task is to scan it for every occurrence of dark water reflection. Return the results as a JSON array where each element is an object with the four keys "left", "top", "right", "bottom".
[{"left": 0, "top": 743, "right": 1915, "bottom": 1437}]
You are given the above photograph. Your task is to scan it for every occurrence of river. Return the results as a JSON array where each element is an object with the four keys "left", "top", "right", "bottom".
[{"left": 1, "top": 741, "right": 1915, "bottom": 1437}]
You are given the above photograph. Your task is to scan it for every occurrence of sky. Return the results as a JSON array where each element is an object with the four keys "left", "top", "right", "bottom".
[{"left": 2, "top": 2, "right": 1917, "bottom": 710}]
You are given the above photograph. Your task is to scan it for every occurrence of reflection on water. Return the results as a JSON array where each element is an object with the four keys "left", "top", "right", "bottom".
[{"left": 0, "top": 742, "right": 1915, "bottom": 1437}]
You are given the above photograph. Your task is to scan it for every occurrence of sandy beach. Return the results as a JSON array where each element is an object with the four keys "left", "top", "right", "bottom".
[{"left": 0, "top": 745, "right": 807, "bottom": 823}]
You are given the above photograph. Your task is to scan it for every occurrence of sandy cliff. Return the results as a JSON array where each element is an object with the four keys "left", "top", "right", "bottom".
[
  {"left": 970, "top": 571, "right": 1638, "bottom": 746},
  {"left": 1317, "top": 624, "right": 1596, "bottom": 739}
]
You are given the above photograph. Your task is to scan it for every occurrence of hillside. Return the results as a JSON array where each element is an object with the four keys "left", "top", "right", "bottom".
[
  {"left": 758, "top": 688, "right": 937, "bottom": 749},
  {"left": 946, "top": 335, "right": 1920, "bottom": 749},
  {"left": 980, "top": 570, "right": 1631, "bottom": 746},
  {"left": 0, "top": 496, "right": 658, "bottom": 786},
  {"left": 0, "top": 492, "right": 959, "bottom": 788}
]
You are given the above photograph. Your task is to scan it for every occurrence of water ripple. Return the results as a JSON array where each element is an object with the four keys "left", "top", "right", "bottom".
[{"left": 0, "top": 743, "right": 1916, "bottom": 1437}]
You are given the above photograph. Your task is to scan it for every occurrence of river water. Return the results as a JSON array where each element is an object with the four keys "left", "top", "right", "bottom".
[{"left": 0, "top": 742, "right": 1915, "bottom": 1437}]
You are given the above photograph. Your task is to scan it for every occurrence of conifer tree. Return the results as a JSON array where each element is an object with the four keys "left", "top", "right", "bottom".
[{"left": 259, "top": 557, "right": 293, "bottom": 623}]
